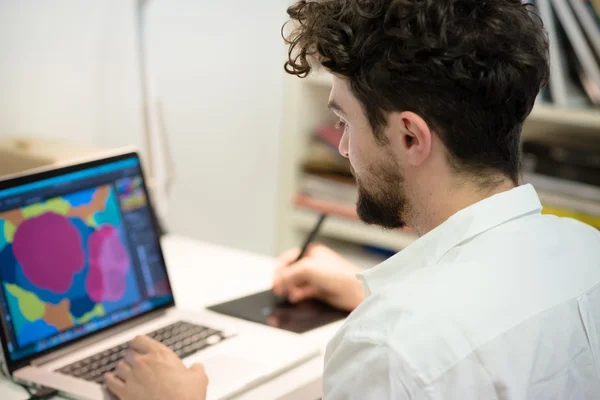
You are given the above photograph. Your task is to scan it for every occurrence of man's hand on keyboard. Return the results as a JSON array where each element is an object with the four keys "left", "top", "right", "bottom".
[{"left": 104, "top": 335, "right": 208, "bottom": 400}]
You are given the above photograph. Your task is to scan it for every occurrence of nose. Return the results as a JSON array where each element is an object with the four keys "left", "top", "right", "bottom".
[{"left": 338, "top": 130, "right": 349, "bottom": 159}]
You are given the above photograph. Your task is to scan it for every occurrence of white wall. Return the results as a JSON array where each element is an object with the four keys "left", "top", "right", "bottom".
[
  {"left": 0, "top": 0, "right": 287, "bottom": 255},
  {"left": 0, "top": 1, "right": 142, "bottom": 149},
  {"left": 144, "top": 0, "right": 286, "bottom": 255}
]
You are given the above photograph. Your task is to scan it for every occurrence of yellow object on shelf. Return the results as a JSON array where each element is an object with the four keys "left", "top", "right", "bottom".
[{"left": 542, "top": 205, "right": 600, "bottom": 229}]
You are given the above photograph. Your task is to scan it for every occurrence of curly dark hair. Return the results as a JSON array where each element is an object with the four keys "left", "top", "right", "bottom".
[{"left": 283, "top": 0, "right": 549, "bottom": 184}]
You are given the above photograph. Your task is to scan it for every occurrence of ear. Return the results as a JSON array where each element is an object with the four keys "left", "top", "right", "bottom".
[{"left": 392, "top": 111, "right": 432, "bottom": 166}]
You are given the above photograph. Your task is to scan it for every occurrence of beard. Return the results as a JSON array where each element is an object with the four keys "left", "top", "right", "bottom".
[{"left": 354, "top": 163, "right": 408, "bottom": 230}]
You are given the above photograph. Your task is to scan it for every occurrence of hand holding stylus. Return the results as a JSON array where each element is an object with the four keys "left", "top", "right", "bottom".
[{"left": 272, "top": 240, "right": 364, "bottom": 312}]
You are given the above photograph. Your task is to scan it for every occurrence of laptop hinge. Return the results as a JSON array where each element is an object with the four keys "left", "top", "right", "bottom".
[{"left": 30, "top": 307, "right": 172, "bottom": 367}]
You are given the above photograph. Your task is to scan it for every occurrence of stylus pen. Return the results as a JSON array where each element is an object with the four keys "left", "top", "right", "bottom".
[{"left": 295, "top": 213, "right": 328, "bottom": 261}]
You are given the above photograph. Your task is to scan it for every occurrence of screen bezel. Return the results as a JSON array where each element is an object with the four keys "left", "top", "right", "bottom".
[{"left": 0, "top": 150, "right": 176, "bottom": 373}]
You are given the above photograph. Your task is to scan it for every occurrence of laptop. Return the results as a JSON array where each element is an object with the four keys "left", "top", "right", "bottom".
[{"left": 0, "top": 150, "right": 318, "bottom": 400}]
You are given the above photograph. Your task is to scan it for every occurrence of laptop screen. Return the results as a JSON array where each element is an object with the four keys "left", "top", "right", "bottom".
[{"left": 0, "top": 154, "right": 174, "bottom": 364}]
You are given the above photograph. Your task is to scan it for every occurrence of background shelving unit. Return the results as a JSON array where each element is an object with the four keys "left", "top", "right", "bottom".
[
  {"left": 293, "top": 208, "right": 415, "bottom": 253},
  {"left": 276, "top": 71, "right": 600, "bottom": 262}
]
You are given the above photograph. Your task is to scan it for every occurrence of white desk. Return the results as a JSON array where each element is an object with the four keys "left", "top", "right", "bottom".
[{"left": 0, "top": 235, "right": 342, "bottom": 399}]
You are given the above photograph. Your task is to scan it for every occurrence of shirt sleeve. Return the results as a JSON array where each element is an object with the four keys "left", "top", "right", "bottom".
[{"left": 323, "top": 336, "right": 428, "bottom": 400}]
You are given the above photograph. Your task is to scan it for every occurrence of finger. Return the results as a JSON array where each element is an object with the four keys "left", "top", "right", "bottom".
[
  {"left": 114, "top": 360, "right": 132, "bottom": 382},
  {"left": 104, "top": 372, "right": 126, "bottom": 398},
  {"left": 189, "top": 363, "right": 205, "bottom": 373},
  {"left": 280, "top": 263, "right": 312, "bottom": 286},
  {"left": 288, "top": 285, "right": 318, "bottom": 303},
  {"left": 266, "top": 315, "right": 280, "bottom": 327},
  {"left": 190, "top": 364, "right": 208, "bottom": 382},
  {"left": 130, "top": 335, "right": 162, "bottom": 354},
  {"left": 273, "top": 276, "right": 291, "bottom": 296},
  {"left": 124, "top": 350, "right": 137, "bottom": 366},
  {"left": 279, "top": 263, "right": 314, "bottom": 296},
  {"left": 273, "top": 249, "right": 302, "bottom": 295},
  {"left": 275, "top": 248, "right": 301, "bottom": 269},
  {"left": 272, "top": 274, "right": 283, "bottom": 296}
]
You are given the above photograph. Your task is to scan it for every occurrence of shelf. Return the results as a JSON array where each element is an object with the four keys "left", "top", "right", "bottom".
[
  {"left": 528, "top": 105, "right": 600, "bottom": 129},
  {"left": 278, "top": 66, "right": 599, "bottom": 255},
  {"left": 292, "top": 208, "right": 417, "bottom": 252}
]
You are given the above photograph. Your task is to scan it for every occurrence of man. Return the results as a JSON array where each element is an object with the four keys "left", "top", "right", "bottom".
[{"left": 105, "top": 0, "right": 600, "bottom": 398}]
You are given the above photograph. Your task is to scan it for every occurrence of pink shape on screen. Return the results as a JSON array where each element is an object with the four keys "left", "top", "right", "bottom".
[
  {"left": 86, "top": 225, "right": 130, "bottom": 302},
  {"left": 85, "top": 265, "right": 104, "bottom": 305},
  {"left": 13, "top": 212, "right": 85, "bottom": 294}
]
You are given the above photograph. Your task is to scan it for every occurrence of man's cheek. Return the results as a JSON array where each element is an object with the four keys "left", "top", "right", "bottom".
[
  {"left": 348, "top": 139, "right": 367, "bottom": 174},
  {"left": 348, "top": 155, "right": 366, "bottom": 181}
]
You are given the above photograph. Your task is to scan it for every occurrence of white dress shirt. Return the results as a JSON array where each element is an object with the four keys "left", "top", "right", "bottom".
[{"left": 324, "top": 184, "right": 600, "bottom": 399}]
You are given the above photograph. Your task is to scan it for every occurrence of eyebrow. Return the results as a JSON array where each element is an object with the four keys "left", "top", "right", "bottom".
[{"left": 327, "top": 99, "right": 346, "bottom": 116}]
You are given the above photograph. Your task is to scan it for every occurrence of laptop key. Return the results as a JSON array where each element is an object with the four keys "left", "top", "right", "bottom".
[
  {"left": 60, "top": 365, "right": 73, "bottom": 374},
  {"left": 55, "top": 321, "right": 226, "bottom": 383},
  {"left": 188, "top": 340, "right": 209, "bottom": 353},
  {"left": 84, "top": 371, "right": 98, "bottom": 381},
  {"left": 195, "top": 326, "right": 210, "bottom": 334}
]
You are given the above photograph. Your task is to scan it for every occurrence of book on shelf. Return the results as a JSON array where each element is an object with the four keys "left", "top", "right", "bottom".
[
  {"left": 552, "top": 0, "right": 600, "bottom": 105},
  {"left": 299, "top": 173, "right": 357, "bottom": 204},
  {"left": 296, "top": 176, "right": 600, "bottom": 230},
  {"left": 299, "top": 122, "right": 355, "bottom": 217},
  {"left": 296, "top": 173, "right": 358, "bottom": 218},
  {"left": 536, "top": 0, "right": 576, "bottom": 105},
  {"left": 541, "top": 206, "right": 600, "bottom": 228},
  {"left": 314, "top": 125, "right": 344, "bottom": 149},
  {"left": 569, "top": 0, "right": 600, "bottom": 57},
  {"left": 294, "top": 193, "right": 359, "bottom": 220},
  {"left": 522, "top": 136, "right": 600, "bottom": 187},
  {"left": 295, "top": 164, "right": 600, "bottom": 231},
  {"left": 303, "top": 124, "right": 352, "bottom": 177},
  {"left": 521, "top": 135, "right": 600, "bottom": 227},
  {"left": 297, "top": 125, "right": 600, "bottom": 230},
  {"left": 588, "top": 1, "right": 599, "bottom": 25},
  {"left": 297, "top": 152, "right": 600, "bottom": 230},
  {"left": 536, "top": 187, "right": 600, "bottom": 228},
  {"left": 533, "top": 0, "right": 600, "bottom": 106},
  {"left": 525, "top": 172, "right": 600, "bottom": 203}
]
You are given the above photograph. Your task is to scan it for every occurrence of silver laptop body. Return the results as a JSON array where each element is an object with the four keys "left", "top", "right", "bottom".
[{"left": 0, "top": 151, "right": 317, "bottom": 400}]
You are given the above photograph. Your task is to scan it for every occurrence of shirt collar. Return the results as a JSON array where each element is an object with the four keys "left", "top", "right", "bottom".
[{"left": 358, "top": 184, "right": 543, "bottom": 296}]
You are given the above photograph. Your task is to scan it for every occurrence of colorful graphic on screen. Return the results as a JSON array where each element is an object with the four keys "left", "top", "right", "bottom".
[
  {"left": 0, "top": 185, "right": 141, "bottom": 347},
  {"left": 117, "top": 177, "right": 147, "bottom": 212}
]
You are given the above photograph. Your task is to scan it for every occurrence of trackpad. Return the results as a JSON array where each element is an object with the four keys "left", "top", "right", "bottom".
[
  {"left": 206, "top": 290, "right": 349, "bottom": 333},
  {"left": 197, "top": 354, "right": 266, "bottom": 399},
  {"left": 202, "top": 355, "right": 261, "bottom": 386}
]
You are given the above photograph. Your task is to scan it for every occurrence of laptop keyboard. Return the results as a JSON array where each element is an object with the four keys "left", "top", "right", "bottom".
[{"left": 57, "top": 321, "right": 226, "bottom": 384}]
